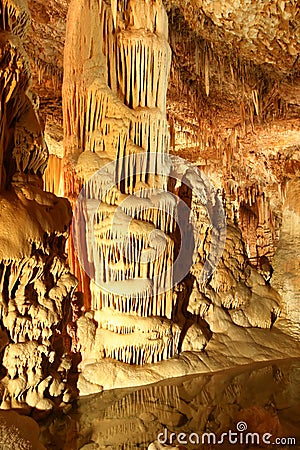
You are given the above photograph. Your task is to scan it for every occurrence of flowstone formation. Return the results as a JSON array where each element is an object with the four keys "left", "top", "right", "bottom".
[
  {"left": 0, "top": 0, "right": 77, "bottom": 409},
  {"left": 63, "top": 0, "right": 182, "bottom": 372}
]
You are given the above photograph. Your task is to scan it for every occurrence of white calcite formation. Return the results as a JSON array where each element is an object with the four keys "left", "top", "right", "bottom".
[
  {"left": 0, "top": 0, "right": 77, "bottom": 410},
  {"left": 63, "top": 0, "right": 182, "bottom": 368}
]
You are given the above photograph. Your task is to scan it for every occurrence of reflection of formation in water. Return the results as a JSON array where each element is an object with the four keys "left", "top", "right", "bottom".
[{"left": 40, "top": 359, "right": 300, "bottom": 449}]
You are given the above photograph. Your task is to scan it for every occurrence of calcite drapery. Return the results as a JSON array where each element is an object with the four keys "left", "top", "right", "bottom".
[
  {"left": 0, "top": 0, "right": 77, "bottom": 409},
  {"left": 63, "top": 0, "right": 181, "bottom": 365}
]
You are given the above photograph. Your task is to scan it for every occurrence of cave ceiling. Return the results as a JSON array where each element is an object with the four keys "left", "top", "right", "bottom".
[{"left": 25, "top": 0, "right": 300, "bottom": 199}]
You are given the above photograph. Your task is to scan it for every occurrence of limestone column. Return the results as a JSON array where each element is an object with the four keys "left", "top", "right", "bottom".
[{"left": 63, "top": 0, "right": 181, "bottom": 364}]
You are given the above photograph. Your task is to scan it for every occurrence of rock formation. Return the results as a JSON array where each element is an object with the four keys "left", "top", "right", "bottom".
[
  {"left": 63, "top": 0, "right": 183, "bottom": 369},
  {"left": 58, "top": 0, "right": 300, "bottom": 398},
  {"left": 0, "top": 0, "right": 300, "bottom": 415},
  {"left": 0, "top": 0, "right": 77, "bottom": 410}
]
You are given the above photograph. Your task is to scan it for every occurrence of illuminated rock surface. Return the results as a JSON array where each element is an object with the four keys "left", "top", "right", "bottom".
[
  {"left": 0, "top": 0, "right": 299, "bottom": 432},
  {"left": 0, "top": 0, "right": 77, "bottom": 410},
  {"left": 59, "top": 0, "right": 300, "bottom": 396},
  {"left": 62, "top": 0, "right": 181, "bottom": 370}
]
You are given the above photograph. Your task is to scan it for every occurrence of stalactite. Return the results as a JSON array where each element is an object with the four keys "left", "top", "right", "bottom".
[
  {"left": 43, "top": 155, "right": 64, "bottom": 196},
  {"left": 204, "top": 44, "right": 210, "bottom": 97}
]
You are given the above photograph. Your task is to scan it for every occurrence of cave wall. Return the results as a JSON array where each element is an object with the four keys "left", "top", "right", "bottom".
[
  {"left": 0, "top": 0, "right": 77, "bottom": 410},
  {"left": 272, "top": 178, "right": 300, "bottom": 324},
  {"left": 0, "top": 0, "right": 299, "bottom": 404}
]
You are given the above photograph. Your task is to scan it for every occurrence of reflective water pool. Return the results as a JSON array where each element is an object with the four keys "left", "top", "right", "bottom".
[{"left": 40, "top": 358, "right": 300, "bottom": 449}]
